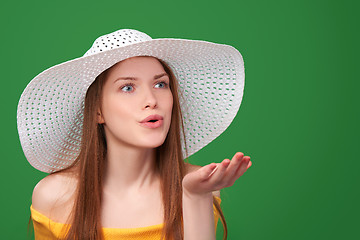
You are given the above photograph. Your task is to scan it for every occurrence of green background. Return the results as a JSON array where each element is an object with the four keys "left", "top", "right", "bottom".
[{"left": 1, "top": 0, "right": 359, "bottom": 239}]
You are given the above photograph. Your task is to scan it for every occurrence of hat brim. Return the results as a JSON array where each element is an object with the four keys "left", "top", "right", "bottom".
[{"left": 17, "top": 38, "right": 245, "bottom": 173}]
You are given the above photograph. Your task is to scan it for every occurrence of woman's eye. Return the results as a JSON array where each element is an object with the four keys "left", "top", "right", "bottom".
[
  {"left": 120, "top": 84, "right": 134, "bottom": 92},
  {"left": 155, "top": 82, "right": 168, "bottom": 89}
]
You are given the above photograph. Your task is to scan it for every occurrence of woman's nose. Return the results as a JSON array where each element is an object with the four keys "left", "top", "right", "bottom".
[{"left": 143, "top": 88, "right": 157, "bottom": 109}]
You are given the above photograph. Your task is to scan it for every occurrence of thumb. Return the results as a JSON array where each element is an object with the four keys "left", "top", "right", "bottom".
[{"left": 201, "top": 163, "right": 218, "bottom": 180}]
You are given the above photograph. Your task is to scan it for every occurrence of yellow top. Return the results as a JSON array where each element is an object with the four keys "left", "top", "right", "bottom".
[{"left": 31, "top": 196, "right": 221, "bottom": 240}]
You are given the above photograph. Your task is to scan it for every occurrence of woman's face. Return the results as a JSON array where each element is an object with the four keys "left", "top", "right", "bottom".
[{"left": 99, "top": 56, "right": 173, "bottom": 150}]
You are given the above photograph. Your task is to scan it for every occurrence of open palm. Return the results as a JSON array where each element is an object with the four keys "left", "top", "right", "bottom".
[{"left": 182, "top": 152, "right": 252, "bottom": 195}]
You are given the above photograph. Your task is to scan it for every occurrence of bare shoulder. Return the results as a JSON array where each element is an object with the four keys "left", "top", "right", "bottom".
[
  {"left": 184, "top": 162, "right": 221, "bottom": 198},
  {"left": 32, "top": 170, "right": 78, "bottom": 222}
]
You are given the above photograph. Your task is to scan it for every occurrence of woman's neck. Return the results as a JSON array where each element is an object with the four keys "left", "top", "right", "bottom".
[{"left": 103, "top": 141, "right": 159, "bottom": 195}]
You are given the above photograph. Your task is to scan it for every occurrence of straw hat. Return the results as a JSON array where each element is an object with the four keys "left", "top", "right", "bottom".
[{"left": 17, "top": 29, "right": 245, "bottom": 173}]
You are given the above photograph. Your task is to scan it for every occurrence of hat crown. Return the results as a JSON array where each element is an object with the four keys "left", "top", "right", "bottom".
[{"left": 83, "top": 29, "right": 152, "bottom": 57}]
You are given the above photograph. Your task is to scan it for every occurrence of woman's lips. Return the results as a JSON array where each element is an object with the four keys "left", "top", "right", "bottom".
[
  {"left": 139, "top": 119, "right": 163, "bottom": 128},
  {"left": 139, "top": 114, "right": 164, "bottom": 128}
]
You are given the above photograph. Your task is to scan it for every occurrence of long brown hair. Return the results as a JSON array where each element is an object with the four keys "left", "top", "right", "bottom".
[{"left": 56, "top": 57, "right": 227, "bottom": 239}]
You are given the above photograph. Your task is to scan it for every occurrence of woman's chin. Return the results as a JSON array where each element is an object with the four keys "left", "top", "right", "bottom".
[{"left": 139, "top": 138, "right": 167, "bottom": 149}]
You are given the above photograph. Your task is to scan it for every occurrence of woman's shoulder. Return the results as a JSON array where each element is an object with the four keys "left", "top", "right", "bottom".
[
  {"left": 32, "top": 169, "right": 78, "bottom": 222},
  {"left": 184, "top": 162, "right": 220, "bottom": 198}
]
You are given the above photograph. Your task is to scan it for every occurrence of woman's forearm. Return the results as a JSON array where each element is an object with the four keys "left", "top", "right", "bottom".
[{"left": 182, "top": 189, "right": 216, "bottom": 240}]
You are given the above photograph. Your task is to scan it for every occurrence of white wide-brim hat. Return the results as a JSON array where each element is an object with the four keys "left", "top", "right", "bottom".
[{"left": 17, "top": 29, "right": 245, "bottom": 173}]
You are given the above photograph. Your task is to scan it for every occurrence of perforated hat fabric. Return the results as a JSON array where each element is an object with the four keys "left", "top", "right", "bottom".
[{"left": 17, "top": 29, "right": 245, "bottom": 173}]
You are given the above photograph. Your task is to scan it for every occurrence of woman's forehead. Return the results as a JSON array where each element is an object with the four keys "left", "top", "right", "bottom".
[{"left": 107, "top": 56, "right": 167, "bottom": 79}]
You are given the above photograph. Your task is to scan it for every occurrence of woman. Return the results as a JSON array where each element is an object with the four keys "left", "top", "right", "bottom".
[{"left": 17, "top": 29, "right": 251, "bottom": 240}]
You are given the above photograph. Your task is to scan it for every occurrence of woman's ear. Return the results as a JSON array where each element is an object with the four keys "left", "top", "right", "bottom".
[{"left": 97, "top": 111, "right": 105, "bottom": 124}]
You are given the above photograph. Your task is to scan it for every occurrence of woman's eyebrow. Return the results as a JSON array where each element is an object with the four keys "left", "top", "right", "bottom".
[
  {"left": 154, "top": 72, "right": 169, "bottom": 79},
  {"left": 114, "top": 72, "right": 169, "bottom": 82},
  {"left": 114, "top": 77, "right": 137, "bottom": 82}
]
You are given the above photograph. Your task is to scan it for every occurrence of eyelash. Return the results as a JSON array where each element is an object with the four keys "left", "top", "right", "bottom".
[
  {"left": 155, "top": 81, "right": 169, "bottom": 89},
  {"left": 120, "top": 81, "right": 169, "bottom": 92},
  {"left": 120, "top": 83, "right": 135, "bottom": 92}
]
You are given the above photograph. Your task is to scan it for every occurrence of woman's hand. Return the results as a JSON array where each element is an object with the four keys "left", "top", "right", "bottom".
[
  {"left": 182, "top": 152, "right": 251, "bottom": 240},
  {"left": 182, "top": 152, "right": 252, "bottom": 196}
]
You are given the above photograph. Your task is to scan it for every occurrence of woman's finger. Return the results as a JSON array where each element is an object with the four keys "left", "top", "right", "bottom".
[
  {"left": 207, "top": 164, "right": 219, "bottom": 178},
  {"left": 208, "top": 159, "right": 230, "bottom": 183},
  {"left": 203, "top": 163, "right": 218, "bottom": 179},
  {"left": 234, "top": 156, "right": 251, "bottom": 179},
  {"left": 222, "top": 155, "right": 250, "bottom": 187},
  {"left": 223, "top": 152, "right": 244, "bottom": 181}
]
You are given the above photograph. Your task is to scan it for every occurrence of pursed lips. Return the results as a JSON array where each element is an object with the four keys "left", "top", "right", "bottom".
[
  {"left": 139, "top": 114, "right": 164, "bottom": 129},
  {"left": 140, "top": 114, "right": 163, "bottom": 123}
]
